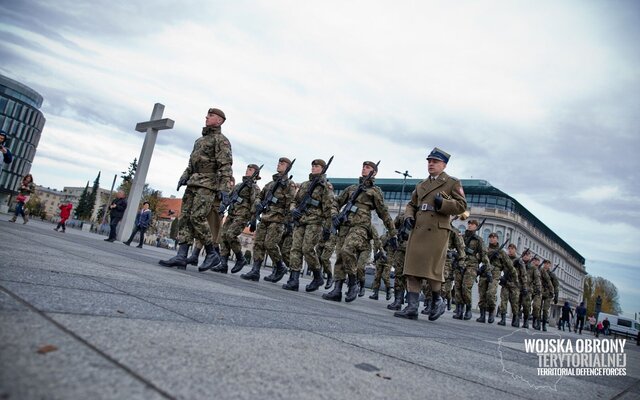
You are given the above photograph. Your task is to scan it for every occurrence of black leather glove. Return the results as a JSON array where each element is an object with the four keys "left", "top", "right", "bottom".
[
  {"left": 249, "top": 219, "right": 257, "bottom": 233},
  {"left": 255, "top": 203, "right": 265, "bottom": 216},
  {"left": 374, "top": 251, "right": 383, "bottom": 261},
  {"left": 176, "top": 177, "right": 188, "bottom": 191},
  {"left": 322, "top": 227, "right": 331, "bottom": 241},
  {"left": 485, "top": 271, "right": 493, "bottom": 283},
  {"left": 291, "top": 208, "right": 303, "bottom": 220},
  {"left": 434, "top": 193, "right": 443, "bottom": 210},
  {"left": 499, "top": 276, "right": 506, "bottom": 286},
  {"left": 521, "top": 287, "right": 528, "bottom": 296},
  {"left": 388, "top": 235, "right": 399, "bottom": 250},
  {"left": 554, "top": 294, "right": 558, "bottom": 304},
  {"left": 332, "top": 216, "right": 342, "bottom": 231},
  {"left": 404, "top": 217, "right": 415, "bottom": 231},
  {"left": 284, "top": 222, "right": 293, "bottom": 236},
  {"left": 219, "top": 191, "right": 229, "bottom": 204}
]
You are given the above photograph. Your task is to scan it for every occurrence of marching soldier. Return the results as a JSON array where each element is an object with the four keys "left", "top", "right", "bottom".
[
  {"left": 282, "top": 159, "right": 334, "bottom": 292},
  {"left": 160, "top": 107, "right": 232, "bottom": 271},
  {"left": 356, "top": 225, "right": 382, "bottom": 297},
  {"left": 539, "top": 259, "right": 559, "bottom": 331},
  {"left": 453, "top": 219, "right": 487, "bottom": 320},
  {"left": 324, "top": 161, "right": 397, "bottom": 303},
  {"left": 369, "top": 232, "right": 393, "bottom": 300},
  {"left": 442, "top": 217, "right": 467, "bottom": 310},
  {"left": 242, "top": 157, "right": 296, "bottom": 282},
  {"left": 316, "top": 230, "right": 336, "bottom": 289},
  {"left": 269, "top": 212, "right": 294, "bottom": 281},
  {"left": 505, "top": 244, "right": 529, "bottom": 326},
  {"left": 483, "top": 234, "right": 516, "bottom": 325},
  {"left": 212, "top": 165, "right": 261, "bottom": 273},
  {"left": 387, "top": 211, "right": 407, "bottom": 310},
  {"left": 525, "top": 254, "right": 543, "bottom": 329},
  {"left": 395, "top": 148, "right": 467, "bottom": 321}
]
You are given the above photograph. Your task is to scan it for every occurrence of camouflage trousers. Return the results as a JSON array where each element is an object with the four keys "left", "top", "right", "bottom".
[
  {"left": 477, "top": 273, "right": 499, "bottom": 310},
  {"left": 392, "top": 248, "right": 406, "bottom": 292},
  {"left": 334, "top": 226, "right": 369, "bottom": 281},
  {"left": 499, "top": 283, "right": 520, "bottom": 315},
  {"left": 192, "top": 204, "right": 223, "bottom": 249},
  {"left": 371, "top": 260, "right": 391, "bottom": 291},
  {"left": 316, "top": 235, "right": 336, "bottom": 276},
  {"left": 280, "top": 231, "right": 293, "bottom": 268},
  {"left": 454, "top": 266, "right": 476, "bottom": 305},
  {"left": 421, "top": 280, "right": 432, "bottom": 299},
  {"left": 178, "top": 187, "right": 219, "bottom": 246},
  {"left": 290, "top": 224, "right": 322, "bottom": 272},
  {"left": 442, "top": 260, "right": 454, "bottom": 301},
  {"left": 521, "top": 293, "right": 541, "bottom": 321},
  {"left": 541, "top": 296, "right": 552, "bottom": 322},
  {"left": 356, "top": 239, "right": 372, "bottom": 283},
  {"left": 253, "top": 221, "right": 284, "bottom": 264},
  {"left": 219, "top": 215, "right": 249, "bottom": 257}
]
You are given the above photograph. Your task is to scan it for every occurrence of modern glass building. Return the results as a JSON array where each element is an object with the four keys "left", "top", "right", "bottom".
[{"left": 0, "top": 73, "right": 45, "bottom": 209}]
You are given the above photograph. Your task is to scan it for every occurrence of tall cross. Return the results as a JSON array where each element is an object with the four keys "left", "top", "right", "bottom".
[{"left": 118, "top": 103, "right": 174, "bottom": 241}]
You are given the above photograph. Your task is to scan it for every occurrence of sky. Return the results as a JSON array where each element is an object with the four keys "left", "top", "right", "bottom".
[{"left": 1, "top": 0, "right": 639, "bottom": 315}]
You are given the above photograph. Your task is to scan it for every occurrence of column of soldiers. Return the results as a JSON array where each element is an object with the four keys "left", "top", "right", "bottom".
[{"left": 156, "top": 116, "right": 562, "bottom": 328}]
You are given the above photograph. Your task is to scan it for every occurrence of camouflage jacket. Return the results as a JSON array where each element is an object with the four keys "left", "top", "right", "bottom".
[
  {"left": 180, "top": 126, "right": 233, "bottom": 191},
  {"left": 228, "top": 177, "right": 260, "bottom": 220},
  {"left": 334, "top": 177, "right": 396, "bottom": 236},
  {"left": 447, "top": 228, "right": 467, "bottom": 265},
  {"left": 526, "top": 261, "right": 542, "bottom": 295},
  {"left": 394, "top": 211, "right": 407, "bottom": 250},
  {"left": 509, "top": 255, "right": 529, "bottom": 290},
  {"left": 487, "top": 243, "right": 516, "bottom": 284},
  {"left": 293, "top": 173, "right": 334, "bottom": 229},
  {"left": 463, "top": 231, "right": 490, "bottom": 268},
  {"left": 254, "top": 173, "right": 296, "bottom": 224},
  {"left": 540, "top": 268, "right": 557, "bottom": 298}
]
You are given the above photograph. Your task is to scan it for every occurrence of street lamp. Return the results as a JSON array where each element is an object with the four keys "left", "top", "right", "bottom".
[{"left": 395, "top": 170, "right": 412, "bottom": 212}]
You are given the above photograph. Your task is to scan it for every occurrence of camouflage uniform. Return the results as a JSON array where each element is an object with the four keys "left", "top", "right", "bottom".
[
  {"left": 177, "top": 125, "right": 232, "bottom": 246},
  {"left": 371, "top": 233, "right": 392, "bottom": 292},
  {"left": 316, "top": 234, "right": 336, "bottom": 279},
  {"left": 522, "top": 260, "right": 542, "bottom": 329},
  {"left": 220, "top": 177, "right": 259, "bottom": 257},
  {"left": 279, "top": 219, "right": 293, "bottom": 268},
  {"left": 484, "top": 244, "right": 516, "bottom": 325},
  {"left": 387, "top": 212, "right": 407, "bottom": 310},
  {"left": 507, "top": 254, "right": 529, "bottom": 327},
  {"left": 443, "top": 228, "right": 466, "bottom": 306},
  {"left": 454, "top": 230, "right": 487, "bottom": 319},
  {"left": 540, "top": 266, "right": 559, "bottom": 330},
  {"left": 324, "top": 176, "right": 396, "bottom": 302}
]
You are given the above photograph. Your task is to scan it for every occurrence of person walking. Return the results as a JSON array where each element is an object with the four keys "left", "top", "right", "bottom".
[
  {"left": 54, "top": 201, "right": 73, "bottom": 232},
  {"left": 10, "top": 174, "right": 35, "bottom": 224},
  {"left": 123, "top": 202, "right": 152, "bottom": 248},
  {"left": 104, "top": 191, "right": 127, "bottom": 242}
]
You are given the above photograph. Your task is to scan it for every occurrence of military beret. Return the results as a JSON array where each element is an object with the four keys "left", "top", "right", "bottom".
[
  {"left": 467, "top": 219, "right": 479, "bottom": 226},
  {"left": 279, "top": 157, "right": 292, "bottom": 165},
  {"left": 208, "top": 108, "right": 226, "bottom": 120},
  {"left": 247, "top": 164, "right": 261, "bottom": 180},
  {"left": 426, "top": 147, "right": 450, "bottom": 163},
  {"left": 312, "top": 159, "right": 326, "bottom": 168},
  {"left": 362, "top": 161, "right": 378, "bottom": 172}
]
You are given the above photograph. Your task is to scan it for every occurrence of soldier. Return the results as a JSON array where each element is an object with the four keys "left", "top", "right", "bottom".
[
  {"left": 387, "top": 211, "right": 407, "bottom": 310},
  {"left": 324, "top": 161, "right": 397, "bottom": 303},
  {"left": 316, "top": 227, "right": 336, "bottom": 289},
  {"left": 369, "top": 232, "right": 393, "bottom": 300},
  {"left": 524, "top": 254, "right": 543, "bottom": 330},
  {"left": 539, "top": 259, "right": 559, "bottom": 331},
  {"left": 395, "top": 148, "right": 467, "bottom": 321},
  {"left": 505, "top": 244, "right": 529, "bottom": 327},
  {"left": 243, "top": 157, "right": 296, "bottom": 282},
  {"left": 483, "top": 234, "right": 516, "bottom": 325},
  {"left": 271, "top": 213, "right": 294, "bottom": 280},
  {"left": 159, "top": 108, "right": 231, "bottom": 271},
  {"left": 442, "top": 217, "right": 467, "bottom": 310},
  {"left": 453, "top": 219, "right": 487, "bottom": 320},
  {"left": 355, "top": 225, "right": 382, "bottom": 297},
  {"left": 282, "top": 159, "right": 334, "bottom": 292},
  {"left": 210, "top": 165, "right": 261, "bottom": 274}
]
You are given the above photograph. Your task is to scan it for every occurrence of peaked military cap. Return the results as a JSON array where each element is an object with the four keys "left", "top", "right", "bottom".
[
  {"left": 247, "top": 164, "right": 261, "bottom": 180},
  {"left": 208, "top": 108, "right": 226, "bottom": 120},
  {"left": 312, "top": 159, "right": 326, "bottom": 168},
  {"left": 362, "top": 161, "right": 378, "bottom": 172},
  {"left": 279, "top": 157, "right": 292, "bottom": 165},
  {"left": 426, "top": 147, "right": 450, "bottom": 163}
]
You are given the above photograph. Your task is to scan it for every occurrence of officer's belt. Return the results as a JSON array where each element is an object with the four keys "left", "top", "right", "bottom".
[{"left": 420, "top": 203, "right": 435, "bottom": 212}]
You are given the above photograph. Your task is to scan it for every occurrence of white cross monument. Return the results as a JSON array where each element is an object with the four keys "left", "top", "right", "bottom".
[{"left": 118, "top": 103, "right": 174, "bottom": 242}]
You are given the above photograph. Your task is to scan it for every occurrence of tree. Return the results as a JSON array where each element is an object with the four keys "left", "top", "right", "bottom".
[
  {"left": 142, "top": 189, "right": 166, "bottom": 234},
  {"left": 118, "top": 158, "right": 137, "bottom": 196},
  {"left": 75, "top": 181, "right": 91, "bottom": 220},
  {"left": 582, "top": 275, "right": 622, "bottom": 315},
  {"left": 86, "top": 171, "right": 101, "bottom": 220}
]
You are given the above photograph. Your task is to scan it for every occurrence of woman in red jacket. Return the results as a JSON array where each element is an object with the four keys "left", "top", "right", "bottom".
[{"left": 54, "top": 202, "right": 73, "bottom": 232}]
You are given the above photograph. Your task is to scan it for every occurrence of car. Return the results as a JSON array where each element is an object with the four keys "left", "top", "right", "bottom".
[
  {"left": 363, "top": 264, "right": 395, "bottom": 290},
  {"left": 158, "top": 237, "right": 176, "bottom": 250},
  {"left": 597, "top": 312, "right": 639, "bottom": 339}
]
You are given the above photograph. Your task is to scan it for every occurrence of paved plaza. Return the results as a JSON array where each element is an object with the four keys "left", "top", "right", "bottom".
[{"left": 1, "top": 217, "right": 638, "bottom": 400}]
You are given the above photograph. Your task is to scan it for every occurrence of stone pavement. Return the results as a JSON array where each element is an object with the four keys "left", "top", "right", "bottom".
[{"left": 1, "top": 218, "right": 639, "bottom": 400}]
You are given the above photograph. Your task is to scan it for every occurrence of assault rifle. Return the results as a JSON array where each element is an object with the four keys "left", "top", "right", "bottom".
[
  {"left": 254, "top": 159, "right": 296, "bottom": 221},
  {"left": 332, "top": 160, "right": 380, "bottom": 234},
  {"left": 219, "top": 164, "right": 263, "bottom": 215},
  {"left": 292, "top": 156, "right": 334, "bottom": 226}
]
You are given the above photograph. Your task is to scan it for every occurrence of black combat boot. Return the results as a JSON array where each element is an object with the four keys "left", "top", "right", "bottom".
[
  {"left": 324, "top": 272, "right": 334, "bottom": 289},
  {"left": 305, "top": 269, "right": 324, "bottom": 292},
  {"left": 345, "top": 275, "right": 359, "bottom": 303},
  {"left": 511, "top": 314, "right": 520, "bottom": 327},
  {"left": 240, "top": 260, "right": 262, "bottom": 281},
  {"left": 358, "top": 279, "right": 366, "bottom": 297},
  {"left": 542, "top": 319, "right": 547, "bottom": 332},
  {"left": 522, "top": 315, "right": 529, "bottom": 329},
  {"left": 230, "top": 251, "right": 247, "bottom": 274},
  {"left": 211, "top": 256, "right": 229, "bottom": 273},
  {"left": 498, "top": 313, "right": 507, "bottom": 326},
  {"left": 282, "top": 270, "right": 300, "bottom": 291},
  {"left": 185, "top": 247, "right": 201, "bottom": 266},
  {"left": 452, "top": 304, "right": 462, "bottom": 319},
  {"left": 476, "top": 307, "right": 486, "bottom": 323},
  {"left": 385, "top": 287, "right": 392, "bottom": 301},
  {"left": 322, "top": 280, "right": 343, "bottom": 302},
  {"left": 429, "top": 293, "right": 446, "bottom": 321},
  {"left": 463, "top": 304, "right": 473, "bottom": 320},
  {"left": 446, "top": 298, "right": 451, "bottom": 311},
  {"left": 532, "top": 318, "right": 540, "bottom": 330},
  {"left": 394, "top": 292, "right": 419, "bottom": 320},
  {"left": 487, "top": 307, "right": 495, "bottom": 324},
  {"left": 369, "top": 289, "right": 379, "bottom": 300},
  {"left": 159, "top": 243, "right": 190, "bottom": 268},
  {"left": 421, "top": 298, "right": 433, "bottom": 315},
  {"left": 198, "top": 244, "right": 222, "bottom": 272},
  {"left": 263, "top": 265, "right": 278, "bottom": 282},
  {"left": 271, "top": 261, "right": 288, "bottom": 283},
  {"left": 387, "top": 289, "right": 404, "bottom": 310}
]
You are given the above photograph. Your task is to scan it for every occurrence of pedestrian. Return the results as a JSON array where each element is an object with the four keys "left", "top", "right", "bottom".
[
  {"left": 123, "top": 202, "right": 152, "bottom": 248},
  {"left": 394, "top": 147, "right": 467, "bottom": 321},
  {"left": 10, "top": 174, "right": 35, "bottom": 224},
  {"left": 588, "top": 314, "right": 596, "bottom": 334},
  {"left": 104, "top": 191, "right": 127, "bottom": 242},
  {"left": 603, "top": 317, "right": 610, "bottom": 336},
  {"left": 561, "top": 301, "right": 573, "bottom": 331},
  {"left": 596, "top": 320, "right": 603, "bottom": 338},
  {"left": 54, "top": 201, "right": 73, "bottom": 232},
  {"left": 0, "top": 129, "right": 13, "bottom": 164},
  {"left": 160, "top": 107, "right": 232, "bottom": 271}
]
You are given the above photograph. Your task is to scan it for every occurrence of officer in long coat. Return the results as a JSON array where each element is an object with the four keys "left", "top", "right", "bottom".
[{"left": 394, "top": 147, "right": 467, "bottom": 321}]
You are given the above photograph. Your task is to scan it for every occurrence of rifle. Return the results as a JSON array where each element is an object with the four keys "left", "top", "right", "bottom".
[
  {"left": 255, "top": 159, "right": 296, "bottom": 221},
  {"left": 292, "top": 156, "right": 334, "bottom": 225},
  {"left": 552, "top": 263, "right": 560, "bottom": 273},
  {"left": 332, "top": 160, "right": 380, "bottom": 234},
  {"left": 219, "top": 164, "right": 263, "bottom": 215}
]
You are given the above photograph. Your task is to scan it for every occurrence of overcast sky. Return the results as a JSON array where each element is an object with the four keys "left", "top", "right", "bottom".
[{"left": 1, "top": 1, "right": 639, "bottom": 315}]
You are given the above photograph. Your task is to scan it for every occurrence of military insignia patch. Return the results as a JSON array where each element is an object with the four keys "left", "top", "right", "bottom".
[{"left": 458, "top": 186, "right": 465, "bottom": 196}]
